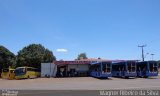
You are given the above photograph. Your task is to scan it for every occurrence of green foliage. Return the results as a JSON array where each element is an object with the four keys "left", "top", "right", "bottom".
[
  {"left": 17, "top": 44, "right": 56, "bottom": 69},
  {"left": 0, "top": 45, "right": 15, "bottom": 71},
  {"left": 77, "top": 53, "right": 88, "bottom": 60}
]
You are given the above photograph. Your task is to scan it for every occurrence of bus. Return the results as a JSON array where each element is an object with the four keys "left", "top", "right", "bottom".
[
  {"left": 136, "top": 61, "right": 158, "bottom": 78},
  {"left": 112, "top": 60, "right": 137, "bottom": 78},
  {"left": 1, "top": 68, "right": 15, "bottom": 80},
  {"left": 89, "top": 61, "right": 112, "bottom": 78},
  {"left": 15, "top": 67, "right": 40, "bottom": 79}
]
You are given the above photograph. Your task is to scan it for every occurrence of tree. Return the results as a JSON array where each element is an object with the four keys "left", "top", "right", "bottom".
[
  {"left": 77, "top": 53, "right": 88, "bottom": 60},
  {"left": 0, "top": 45, "right": 15, "bottom": 72},
  {"left": 17, "top": 44, "right": 56, "bottom": 69}
]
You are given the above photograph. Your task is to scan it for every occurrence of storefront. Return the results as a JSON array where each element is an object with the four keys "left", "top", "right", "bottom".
[{"left": 54, "top": 61, "right": 90, "bottom": 77}]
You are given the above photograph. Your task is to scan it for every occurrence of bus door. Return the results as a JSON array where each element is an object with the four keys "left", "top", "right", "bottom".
[
  {"left": 102, "top": 62, "right": 111, "bottom": 73},
  {"left": 95, "top": 64, "right": 101, "bottom": 77},
  {"left": 8, "top": 69, "right": 15, "bottom": 79},
  {"left": 118, "top": 63, "right": 125, "bottom": 77},
  {"left": 137, "top": 62, "right": 147, "bottom": 77},
  {"left": 26, "top": 68, "right": 35, "bottom": 78},
  {"left": 112, "top": 64, "right": 122, "bottom": 77},
  {"left": 106, "top": 63, "right": 111, "bottom": 73},
  {"left": 127, "top": 62, "right": 136, "bottom": 73},
  {"left": 102, "top": 63, "right": 107, "bottom": 74}
]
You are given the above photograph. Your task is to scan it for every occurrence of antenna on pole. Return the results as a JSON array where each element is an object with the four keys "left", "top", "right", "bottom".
[{"left": 138, "top": 44, "right": 147, "bottom": 61}]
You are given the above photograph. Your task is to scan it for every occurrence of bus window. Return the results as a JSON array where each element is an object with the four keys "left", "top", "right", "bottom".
[
  {"left": 154, "top": 63, "right": 157, "bottom": 67},
  {"left": 107, "top": 63, "right": 110, "bottom": 67},
  {"left": 96, "top": 64, "right": 100, "bottom": 71},
  {"left": 153, "top": 62, "right": 158, "bottom": 72},
  {"left": 154, "top": 67, "right": 158, "bottom": 72},
  {"left": 27, "top": 68, "right": 33, "bottom": 71},
  {"left": 128, "top": 63, "right": 132, "bottom": 72},
  {"left": 102, "top": 63, "right": 106, "bottom": 72},
  {"left": 15, "top": 68, "right": 26, "bottom": 76},
  {"left": 3, "top": 69, "right": 9, "bottom": 72},
  {"left": 112, "top": 64, "right": 121, "bottom": 71},
  {"left": 132, "top": 67, "right": 136, "bottom": 72},
  {"left": 107, "top": 63, "right": 111, "bottom": 72},
  {"left": 132, "top": 62, "right": 136, "bottom": 72},
  {"left": 10, "top": 70, "right": 14, "bottom": 73},
  {"left": 149, "top": 63, "right": 154, "bottom": 72},
  {"left": 128, "top": 62, "right": 136, "bottom": 72}
]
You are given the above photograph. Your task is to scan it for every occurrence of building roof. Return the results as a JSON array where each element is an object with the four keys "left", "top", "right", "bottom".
[
  {"left": 112, "top": 60, "right": 138, "bottom": 64},
  {"left": 53, "top": 60, "right": 91, "bottom": 65},
  {"left": 77, "top": 58, "right": 112, "bottom": 62},
  {"left": 53, "top": 59, "right": 138, "bottom": 65}
]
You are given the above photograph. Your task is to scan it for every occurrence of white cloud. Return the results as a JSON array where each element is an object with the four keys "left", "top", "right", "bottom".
[{"left": 56, "top": 48, "right": 68, "bottom": 52}]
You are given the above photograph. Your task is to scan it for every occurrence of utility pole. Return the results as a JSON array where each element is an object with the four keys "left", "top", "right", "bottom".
[{"left": 138, "top": 45, "right": 147, "bottom": 61}]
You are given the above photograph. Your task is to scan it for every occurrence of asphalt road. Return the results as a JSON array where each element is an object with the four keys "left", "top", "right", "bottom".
[
  {"left": 0, "top": 77, "right": 160, "bottom": 90},
  {"left": 0, "top": 77, "right": 160, "bottom": 96}
]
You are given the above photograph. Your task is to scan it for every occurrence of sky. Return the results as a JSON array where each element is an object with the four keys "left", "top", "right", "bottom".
[{"left": 0, "top": 0, "right": 160, "bottom": 61}]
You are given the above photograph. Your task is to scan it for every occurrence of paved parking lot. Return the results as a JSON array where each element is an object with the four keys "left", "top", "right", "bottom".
[{"left": 0, "top": 76, "right": 160, "bottom": 90}]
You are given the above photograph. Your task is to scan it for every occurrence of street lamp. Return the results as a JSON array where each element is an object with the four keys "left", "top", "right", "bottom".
[{"left": 144, "top": 53, "right": 149, "bottom": 58}]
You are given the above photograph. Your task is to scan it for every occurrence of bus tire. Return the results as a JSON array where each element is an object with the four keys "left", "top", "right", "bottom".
[
  {"left": 8, "top": 74, "right": 10, "bottom": 79},
  {"left": 125, "top": 76, "right": 129, "bottom": 79},
  {"left": 27, "top": 75, "right": 30, "bottom": 79}
]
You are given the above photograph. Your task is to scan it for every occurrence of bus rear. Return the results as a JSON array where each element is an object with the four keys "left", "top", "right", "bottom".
[{"left": 1, "top": 68, "right": 15, "bottom": 80}]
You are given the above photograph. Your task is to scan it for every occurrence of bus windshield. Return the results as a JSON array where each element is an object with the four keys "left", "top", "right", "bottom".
[
  {"left": 15, "top": 68, "right": 26, "bottom": 76},
  {"left": 128, "top": 62, "right": 136, "bottom": 72},
  {"left": 102, "top": 62, "right": 111, "bottom": 73},
  {"left": 149, "top": 62, "right": 157, "bottom": 72},
  {"left": 2, "top": 68, "right": 9, "bottom": 72}
]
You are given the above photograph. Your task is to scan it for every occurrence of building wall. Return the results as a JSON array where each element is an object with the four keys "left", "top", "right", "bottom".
[{"left": 41, "top": 63, "right": 57, "bottom": 77}]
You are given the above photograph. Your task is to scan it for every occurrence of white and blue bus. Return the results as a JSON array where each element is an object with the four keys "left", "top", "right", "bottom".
[
  {"left": 136, "top": 61, "right": 158, "bottom": 78},
  {"left": 112, "top": 60, "right": 137, "bottom": 78},
  {"left": 89, "top": 61, "right": 112, "bottom": 78}
]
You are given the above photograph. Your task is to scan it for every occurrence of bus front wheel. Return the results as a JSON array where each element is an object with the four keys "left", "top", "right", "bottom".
[
  {"left": 27, "top": 75, "right": 30, "bottom": 79},
  {"left": 144, "top": 76, "right": 148, "bottom": 78},
  {"left": 125, "top": 76, "right": 129, "bottom": 79}
]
